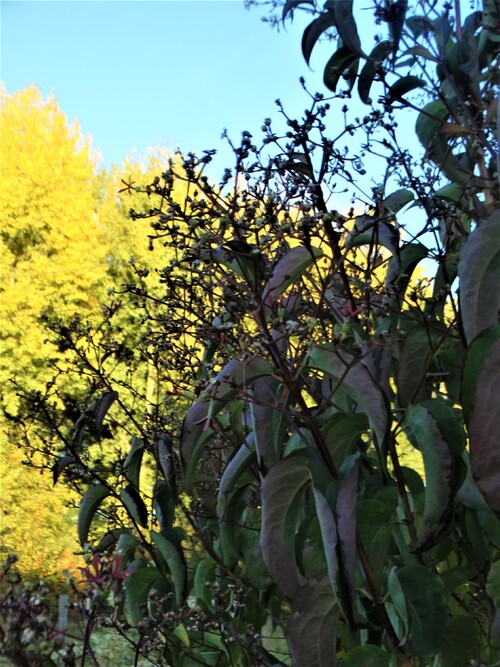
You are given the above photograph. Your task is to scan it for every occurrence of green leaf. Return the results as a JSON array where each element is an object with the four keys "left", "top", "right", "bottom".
[
  {"left": 52, "top": 455, "right": 76, "bottom": 485},
  {"left": 261, "top": 454, "right": 309, "bottom": 599},
  {"left": 382, "top": 188, "right": 414, "bottom": 215},
  {"left": 404, "top": 402, "right": 465, "bottom": 552},
  {"left": 78, "top": 483, "right": 109, "bottom": 546},
  {"left": 217, "top": 442, "right": 256, "bottom": 504},
  {"left": 397, "top": 325, "right": 436, "bottom": 406},
  {"left": 120, "top": 484, "right": 148, "bottom": 527},
  {"left": 462, "top": 325, "right": 500, "bottom": 514},
  {"left": 181, "top": 355, "right": 273, "bottom": 491},
  {"left": 323, "top": 46, "right": 359, "bottom": 93},
  {"left": 150, "top": 530, "right": 186, "bottom": 607},
  {"left": 302, "top": 12, "right": 338, "bottom": 66},
  {"left": 321, "top": 412, "right": 369, "bottom": 469},
  {"left": 116, "top": 532, "right": 140, "bottom": 564},
  {"left": 153, "top": 480, "right": 175, "bottom": 530},
  {"left": 307, "top": 346, "right": 390, "bottom": 464},
  {"left": 358, "top": 40, "right": 392, "bottom": 104},
  {"left": 124, "top": 566, "right": 164, "bottom": 625},
  {"left": 487, "top": 560, "right": 500, "bottom": 648},
  {"left": 286, "top": 579, "right": 339, "bottom": 666},
  {"left": 250, "top": 377, "right": 288, "bottom": 468},
  {"left": 386, "top": 76, "right": 425, "bottom": 104},
  {"left": 439, "top": 615, "right": 479, "bottom": 666},
  {"left": 395, "top": 565, "right": 448, "bottom": 656},
  {"left": 458, "top": 210, "right": 500, "bottom": 344},
  {"left": 123, "top": 436, "right": 144, "bottom": 489},
  {"left": 193, "top": 558, "right": 216, "bottom": 611},
  {"left": 326, "top": 0, "right": 364, "bottom": 56},
  {"left": 156, "top": 431, "right": 175, "bottom": 483},
  {"left": 403, "top": 45, "right": 438, "bottom": 62},
  {"left": 95, "top": 390, "right": 118, "bottom": 433},
  {"left": 340, "top": 644, "right": 390, "bottom": 666},
  {"left": 263, "top": 245, "right": 323, "bottom": 305}
]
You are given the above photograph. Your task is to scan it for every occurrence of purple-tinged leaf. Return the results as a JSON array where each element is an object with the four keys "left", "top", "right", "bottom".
[
  {"left": 335, "top": 459, "right": 359, "bottom": 626},
  {"left": 261, "top": 455, "right": 309, "bottom": 600},
  {"left": 286, "top": 579, "right": 338, "bottom": 666},
  {"left": 325, "top": 0, "right": 364, "bottom": 56},
  {"left": 462, "top": 326, "right": 500, "bottom": 514},
  {"left": 95, "top": 390, "right": 118, "bottom": 433},
  {"left": 52, "top": 455, "right": 76, "bottom": 485},
  {"left": 307, "top": 346, "right": 390, "bottom": 461},
  {"left": 181, "top": 356, "right": 273, "bottom": 491},
  {"left": 458, "top": 211, "right": 500, "bottom": 345},
  {"left": 250, "top": 376, "right": 288, "bottom": 469},
  {"left": 78, "top": 483, "right": 109, "bottom": 546},
  {"left": 263, "top": 245, "right": 323, "bottom": 306},
  {"left": 358, "top": 40, "right": 392, "bottom": 104},
  {"left": 282, "top": 0, "right": 314, "bottom": 25},
  {"left": 217, "top": 442, "right": 256, "bottom": 504}
]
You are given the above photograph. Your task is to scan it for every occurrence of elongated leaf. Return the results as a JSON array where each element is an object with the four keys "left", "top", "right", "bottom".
[
  {"left": 387, "top": 0, "right": 407, "bottom": 57},
  {"left": 404, "top": 401, "right": 465, "bottom": 551},
  {"left": 52, "top": 455, "right": 76, "bottom": 485},
  {"left": 260, "top": 454, "right": 309, "bottom": 599},
  {"left": 395, "top": 565, "right": 448, "bottom": 656},
  {"left": 313, "top": 488, "right": 339, "bottom": 598},
  {"left": 217, "top": 442, "right": 256, "bottom": 503},
  {"left": 117, "top": 532, "right": 140, "bottom": 563},
  {"left": 181, "top": 356, "right": 273, "bottom": 491},
  {"left": 335, "top": 459, "right": 359, "bottom": 628},
  {"left": 358, "top": 40, "right": 392, "bottom": 103},
  {"left": 157, "top": 431, "right": 175, "bottom": 482},
  {"left": 153, "top": 480, "right": 175, "bottom": 530},
  {"left": 346, "top": 215, "right": 399, "bottom": 257},
  {"left": 193, "top": 558, "right": 216, "bottom": 611},
  {"left": 282, "top": 0, "right": 314, "bottom": 24},
  {"left": 250, "top": 376, "right": 288, "bottom": 469},
  {"left": 95, "top": 390, "right": 118, "bottom": 433},
  {"left": 458, "top": 211, "right": 500, "bottom": 344},
  {"left": 326, "top": 0, "right": 364, "bottom": 56},
  {"left": 150, "top": 530, "right": 186, "bottom": 607},
  {"left": 321, "top": 412, "right": 368, "bottom": 469},
  {"left": 397, "top": 325, "right": 436, "bottom": 406},
  {"left": 403, "top": 45, "right": 438, "bottom": 62},
  {"left": 382, "top": 188, "right": 414, "bottom": 215},
  {"left": 323, "top": 46, "right": 359, "bottom": 93},
  {"left": 124, "top": 566, "right": 163, "bottom": 624},
  {"left": 78, "top": 483, "right": 109, "bottom": 546},
  {"left": 487, "top": 560, "right": 500, "bottom": 648},
  {"left": 462, "top": 325, "right": 500, "bottom": 514},
  {"left": 263, "top": 245, "right": 323, "bottom": 305},
  {"left": 120, "top": 484, "right": 148, "bottom": 527},
  {"left": 95, "top": 528, "right": 128, "bottom": 552},
  {"left": 286, "top": 579, "right": 338, "bottom": 667},
  {"left": 307, "top": 347, "right": 390, "bottom": 460},
  {"left": 124, "top": 437, "right": 144, "bottom": 489},
  {"left": 302, "top": 12, "right": 338, "bottom": 65},
  {"left": 386, "top": 75, "right": 425, "bottom": 104}
]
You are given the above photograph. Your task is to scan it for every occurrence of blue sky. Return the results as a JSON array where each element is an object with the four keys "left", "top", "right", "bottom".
[{"left": 2, "top": 1, "right": 338, "bottom": 173}]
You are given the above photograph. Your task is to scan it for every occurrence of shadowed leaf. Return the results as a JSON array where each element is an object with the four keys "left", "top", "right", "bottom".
[{"left": 78, "top": 483, "right": 110, "bottom": 546}]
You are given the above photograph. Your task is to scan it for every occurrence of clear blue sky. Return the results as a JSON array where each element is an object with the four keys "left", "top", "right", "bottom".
[{"left": 2, "top": 1, "right": 339, "bottom": 173}]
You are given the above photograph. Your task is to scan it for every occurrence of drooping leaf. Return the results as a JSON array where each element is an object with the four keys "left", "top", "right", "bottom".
[
  {"left": 95, "top": 528, "right": 128, "bottom": 552},
  {"left": 335, "top": 459, "right": 359, "bottom": 628},
  {"left": 462, "top": 325, "right": 500, "bottom": 514},
  {"left": 286, "top": 579, "right": 338, "bottom": 667},
  {"left": 116, "top": 532, "right": 141, "bottom": 563},
  {"left": 323, "top": 46, "right": 359, "bottom": 92},
  {"left": 124, "top": 565, "right": 164, "bottom": 625},
  {"left": 150, "top": 530, "right": 186, "bottom": 607},
  {"left": 458, "top": 210, "right": 500, "bottom": 344},
  {"left": 181, "top": 356, "right": 273, "bottom": 491},
  {"left": 321, "top": 412, "right": 369, "bottom": 469},
  {"left": 282, "top": 0, "right": 314, "bottom": 24},
  {"left": 123, "top": 436, "right": 145, "bottom": 489},
  {"left": 406, "top": 15, "right": 434, "bottom": 38},
  {"left": 302, "top": 11, "right": 338, "bottom": 66},
  {"left": 217, "top": 442, "right": 256, "bottom": 504},
  {"left": 358, "top": 40, "right": 392, "bottom": 103},
  {"left": 260, "top": 454, "right": 309, "bottom": 599},
  {"left": 404, "top": 401, "right": 465, "bottom": 551},
  {"left": 94, "top": 390, "right": 118, "bottom": 433},
  {"left": 346, "top": 215, "right": 399, "bottom": 258},
  {"left": 403, "top": 45, "right": 438, "bottom": 62},
  {"left": 263, "top": 245, "right": 324, "bottom": 305},
  {"left": 387, "top": 0, "right": 408, "bottom": 57},
  {"left": 78, "top": 483, "right": 109, "bottom": 546},
  {"left": 386, "top": 75, "right": 425, "bottom": 104},
  {"left": 153, "top": 480, "right": 175, "bottom": 530},
  {"left": 156, "top": 431, "right": 175, "bottom": 483},
  {"left": 307, "top": 346, "right": 390, "bottom": 463},
  {"left": 397, "top": 325, "right": 437, "bottom": 406},
  {"left": 325, "top": 0, "right": 364, "bottom": 56},
  {"left": 313, "top": 488, "right": 339, "bottom": 597},
  {"left": 52, "top": 455, "right": 76, "bottom": 485},
  {"left": 250, "top": 376, "right": 288, "bottom": 469},
  {"left": 120, "top": 484, "right": 148, "bottom": 527}
]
